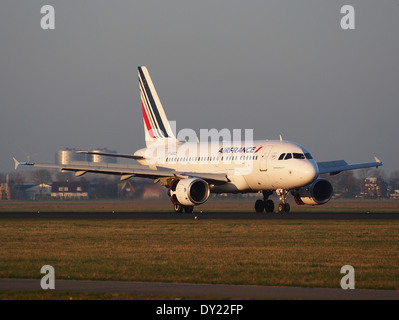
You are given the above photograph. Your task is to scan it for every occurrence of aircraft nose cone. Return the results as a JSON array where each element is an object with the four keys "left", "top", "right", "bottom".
[{"left": 300, "top": 162, "right": 318, "bottom": 185}]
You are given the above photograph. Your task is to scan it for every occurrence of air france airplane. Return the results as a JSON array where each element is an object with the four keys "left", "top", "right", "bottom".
[{"left": 13, "top": 66, "right": 383, "bottom": 213}]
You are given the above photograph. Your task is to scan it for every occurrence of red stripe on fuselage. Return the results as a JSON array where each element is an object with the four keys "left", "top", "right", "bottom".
[
  {"left": 255, "top": 146, "right": 263, "bottom": 153},
  {"left": 141, "top": 100, "right": 156, "bottom": 138}
]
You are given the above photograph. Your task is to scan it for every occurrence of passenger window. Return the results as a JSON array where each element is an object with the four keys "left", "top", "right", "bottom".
[
  {"left": 284, "top": 153, "right": 292, "bottom": 160},
  {"left": 278, "top": 153, "right": 286, "bottom": 160}
]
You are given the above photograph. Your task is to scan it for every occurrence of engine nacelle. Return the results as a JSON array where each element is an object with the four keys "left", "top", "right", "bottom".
[
  {"left": 294, "top": 178, "right": 333, "bottom": 205},
  {"left": 170, "top": 178, "right": 210, "bottom": 206}
]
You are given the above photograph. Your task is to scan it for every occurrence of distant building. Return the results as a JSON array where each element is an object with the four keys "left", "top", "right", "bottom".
[
  {"left": 360, "top": 177, "right": 387, "bottom": 198},
  {"left": 142, "top": 185, "right": 164, "bottom": 199},
  {"left": 118, "top": 180, "right": 136, "bottom": 198},
  {"left": 390, "top": 189, "right": 399, "bottom": 200},
  {"left": 0, "top": 183, "right": 11, "bottom": 200},
  {"left": 89, "top": 148, "right": 117, "bottom": 163},
  {"left": 51, "top": 181, "right": 89, "bottom": 200},
  {"left": 55, "top": 147, "right": 117, "bottom": 165},
  {"left": 0, "top": 174, "right": 11, "bottom": 200},
  {"left": 14, "top": 183, "right": 52, "bottom": 200},
  {"left": 55, "top": 148, "right": 86, "bottom": 165}
]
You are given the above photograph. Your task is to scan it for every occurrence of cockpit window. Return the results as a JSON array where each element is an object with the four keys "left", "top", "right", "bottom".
[
  {"left": 293, "top": 153, "right": 305, "bottom": 159},
  {"left": 279, "top": 152, "right": 312, "bottom": 160}
]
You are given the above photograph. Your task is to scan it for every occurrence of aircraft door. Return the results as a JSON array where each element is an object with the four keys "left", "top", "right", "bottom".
[{"left": 259, "top": 146, "right": 273, "bottom": 171}]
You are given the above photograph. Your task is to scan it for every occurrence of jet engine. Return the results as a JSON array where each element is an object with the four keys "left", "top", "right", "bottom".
[
  {"left": 170, "top": 178, "right": 211, "bottom": 206},
  {"left": 293, "top": 178, "right": 333, "bottom": 205}
]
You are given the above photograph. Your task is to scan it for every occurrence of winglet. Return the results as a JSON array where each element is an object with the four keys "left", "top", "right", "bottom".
[
  {"left": 13, "top": 157, "right": 34, "bottom": 170},
  {"left": 374, "top": 156, "right": 383, "bottom": 168},
  {"left": 13, "top": 157, "right": 20, "bottom": 170}
]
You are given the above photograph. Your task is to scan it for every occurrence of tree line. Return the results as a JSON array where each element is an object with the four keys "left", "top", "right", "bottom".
[{"left": 322, "top": 168, "right": 399, "bottom": 198}]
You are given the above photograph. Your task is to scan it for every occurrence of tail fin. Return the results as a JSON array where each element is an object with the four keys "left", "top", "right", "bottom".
[{"left": 138, "top": 66, "right": 177, "bottom": 147}]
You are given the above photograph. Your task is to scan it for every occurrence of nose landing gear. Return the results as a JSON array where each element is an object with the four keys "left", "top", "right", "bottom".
[
  {"left": 278, "top": 202, "right": 290, "bottom": 213},
  {"left": 276, "top": 189, "right": 290, "bottom": 213}
]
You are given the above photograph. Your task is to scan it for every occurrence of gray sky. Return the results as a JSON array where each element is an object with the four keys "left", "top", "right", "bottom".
[{"left": 1, "top": 1, "right": 398, "bottom": 175}]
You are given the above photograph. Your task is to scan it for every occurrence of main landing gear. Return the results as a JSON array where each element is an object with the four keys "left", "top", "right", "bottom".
[
  {"left": 254, "top": 190, "right": 291, "bottom": 213},
  {"left": 254, "top": 191, "right": 275, "bottom": 213},
  {"left": 173, "top": 203, "right": 194, "bottom": 213},
  {"left": 169, "top": 180, "right": 194, "bottom": 213}
]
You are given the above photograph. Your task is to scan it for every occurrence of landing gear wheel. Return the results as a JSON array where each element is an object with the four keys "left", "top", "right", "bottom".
[
  {"left": 278, "top": 203, "right": 290, "bottom": 213},
  {"left": 184, "top": 206, "right": 194, "bottom": 213},
  {"left": 265, "top": 200, "right": 275, "bottom": 213},
  {"left": 255, "top": 190, "right": 275, "bottom": 213},
  {"left": 173, "top": 204, "right": 184, "bottom": 213},
  {"left": 276, "top": 189, "right": 290, "bottom": 213},
  {"left": 255, "top": 199, "right": 265, "bottom": 213}
]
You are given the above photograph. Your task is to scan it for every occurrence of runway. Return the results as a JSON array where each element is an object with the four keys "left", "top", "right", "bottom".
[
  {"left": 1, "top": 211, "right": 399, "bottom": 220},
  {"left": 1, "top": 278, "right": 399, "bottom": 300}
]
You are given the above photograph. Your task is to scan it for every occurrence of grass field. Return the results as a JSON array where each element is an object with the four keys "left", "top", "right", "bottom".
[
  {"left": 1, "top": 199, "right": 398, "bottom": 299},
  {"left": 0, "top": 197, "right": 398, "bottom": 213},
  {"left": 1, "top": 219, "right": 398, "bottom": 288}
]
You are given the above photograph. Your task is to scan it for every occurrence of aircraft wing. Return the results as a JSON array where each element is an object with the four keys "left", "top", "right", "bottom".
[
  {"left": 174, "top": 172, "right": 230, "bottom": 185},
  {"left": 317, "top": 157, "right": 383, "bottom": 175},
  {"left": 76, "top": 150, "right": 145, "bottom": 160},
  {"left": 13, "top": 158, "right": 229, "bottom": 184}
]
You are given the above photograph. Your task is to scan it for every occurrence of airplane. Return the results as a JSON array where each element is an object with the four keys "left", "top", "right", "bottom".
[{"left": 13, "top": 66, "right": 383, "bottom": 213}]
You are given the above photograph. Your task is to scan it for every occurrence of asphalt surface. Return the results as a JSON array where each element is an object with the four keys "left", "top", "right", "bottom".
[
  {"left": 1, "top": 278, "right": 399, "bottom": 300},
  {"left": 1, "top": 211, "right": 399, "bottom": 220}
]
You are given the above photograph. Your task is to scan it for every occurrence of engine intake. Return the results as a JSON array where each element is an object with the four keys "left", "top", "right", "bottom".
[
  {"left": 170, "top": 178, "right": 210, "bottom": 206},
  {"left": 294, "top": 178, "right": 333, "bottom": 205}
]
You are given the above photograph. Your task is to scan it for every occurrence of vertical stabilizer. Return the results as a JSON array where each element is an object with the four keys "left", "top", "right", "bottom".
[{"left": 138, "top": 66, "right": 177, "bottom": 147}]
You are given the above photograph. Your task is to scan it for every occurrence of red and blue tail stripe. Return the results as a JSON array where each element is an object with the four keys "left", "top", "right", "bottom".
[{"left": 138, "top": 66, "right": 170, "bottom": 140}]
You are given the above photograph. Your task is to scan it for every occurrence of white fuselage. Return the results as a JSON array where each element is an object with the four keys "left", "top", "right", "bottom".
[{"left": 134, "top": 140, "right": 319, "bottom": 193}]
